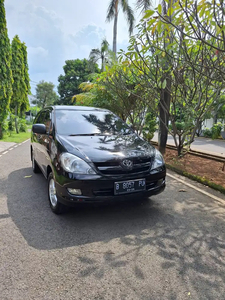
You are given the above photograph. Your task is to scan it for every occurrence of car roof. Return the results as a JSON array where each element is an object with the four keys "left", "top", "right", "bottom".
[{"left": 50, "top": 105, "right": 109, "bottom": 112}]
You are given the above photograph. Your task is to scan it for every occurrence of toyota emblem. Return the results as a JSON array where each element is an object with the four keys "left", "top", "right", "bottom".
[{"left": 122, "top": 159, "right": 133, "bottom": 169}]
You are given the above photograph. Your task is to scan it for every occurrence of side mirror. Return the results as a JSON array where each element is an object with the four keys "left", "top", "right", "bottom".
[{"left": 32, "top": 124, "right": 46, "bottom": 134}]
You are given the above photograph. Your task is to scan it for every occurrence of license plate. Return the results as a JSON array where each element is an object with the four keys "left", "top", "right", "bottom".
[{"left": 114, "top": 178, "right": 146, "bottom": 195}]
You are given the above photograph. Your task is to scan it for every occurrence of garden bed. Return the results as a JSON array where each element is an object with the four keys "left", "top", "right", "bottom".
[{"left": 165, "top": 148, "right": 225, "bottom": 193}]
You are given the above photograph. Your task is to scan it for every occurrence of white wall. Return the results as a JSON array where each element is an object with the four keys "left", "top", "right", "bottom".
[
  {"left": 202, "top": 118, "right": 225, "bottom": 130},
  {"left": 202, "top": 119, "right": 214, "bottom": 129}
]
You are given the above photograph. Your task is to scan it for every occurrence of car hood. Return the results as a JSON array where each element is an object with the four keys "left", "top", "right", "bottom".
[{"left": 57, "top": 134, "right": 155, "bottom": 163}]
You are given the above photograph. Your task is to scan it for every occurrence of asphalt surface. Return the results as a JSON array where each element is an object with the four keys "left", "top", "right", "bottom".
[
  {"left": 1, "top": 141, "right": 225, "bottom": 299},
  {"left": 152, "top": 133, "right": 225, "bottom": 157}
]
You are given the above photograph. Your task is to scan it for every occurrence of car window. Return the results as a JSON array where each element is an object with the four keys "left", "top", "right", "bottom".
[
  {"left": 55, "top": 110, "right": 133, "bottom": 136},
  {"left": 36, "top": 111, "right": 46, "bottom": 124},
  {"left": 33, "top": 111, "right": 41, "bottom": 124},
  {"left": 43, "top": 110, "right": 52, "bottom": 134}
]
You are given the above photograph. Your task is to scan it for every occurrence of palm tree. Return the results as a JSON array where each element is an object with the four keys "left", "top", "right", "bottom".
[
  {"left": 136, "top": 0, "right": 152, "bottom": 14},
  {"left": 89, "top": 39, "right": 109, "bottom": 72},
  {"left": 106, "top": 0, "right": 135, "bottom": 54}
]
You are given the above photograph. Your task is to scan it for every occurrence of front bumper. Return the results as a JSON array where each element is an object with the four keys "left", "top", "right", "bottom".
[{"left": 54, "top": 168, "right": 166, "bottom": 206}]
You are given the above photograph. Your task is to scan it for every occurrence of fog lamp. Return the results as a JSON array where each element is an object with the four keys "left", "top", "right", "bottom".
[
  {"left": 158, "top": 179, "right": 164, "bottom": 186},
  {"left": 67, "top": 188, "right": 82, "bottom": 195}
]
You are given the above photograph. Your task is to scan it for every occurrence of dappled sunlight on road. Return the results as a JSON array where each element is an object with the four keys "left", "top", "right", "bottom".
[{"left": 3, "top": 165, "right": 225, "bottom": 299}]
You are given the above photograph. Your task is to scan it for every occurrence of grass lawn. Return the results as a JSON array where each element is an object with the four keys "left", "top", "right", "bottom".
[{"left": 1, "top": 131, "right": 30, "bottom": 143}]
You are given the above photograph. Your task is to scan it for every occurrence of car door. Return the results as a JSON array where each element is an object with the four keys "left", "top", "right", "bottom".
[
  {"left": 32, "top": 110, "right": 47, "bottom": 171},
  {"left": 40, "top": 109, "right": 53, "bottom": 176}
]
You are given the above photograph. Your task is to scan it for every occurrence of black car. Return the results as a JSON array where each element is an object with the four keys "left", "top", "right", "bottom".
[{"left": 31, "top": 106, "right": 166, "bottom": 214}]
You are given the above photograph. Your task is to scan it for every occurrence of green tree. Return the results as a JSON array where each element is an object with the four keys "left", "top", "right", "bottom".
[
  {"left": 58, "top": 59, "right": 99, "bottom": 105},
  {"left": 30, "top": 106, "right": 40, "bottom": 118},
  {"left": 76, "top": 63, "right": 152, "bottom": 134},
  {"left": 11, "top": 35, "right": 27, "bottom": 133},
  {"left": 96, "top": 63, "right": 150, "bottom": 134},
  {"left": 20, "top": 42, "right": 31, "bottom": 117},
  {"left": 142, "top": 111, "right": 157, "bottom": 142},
  {"left": 106, "top": 0, "right": 135, "bottom": 54},
  {"left": 33, "top": 81, "right": 59, "bottom": 108},
  {"left": 89, "top": 39, "right": 110, "bottom": 72},
  {"left": 74, "top": 77, "right": 115, "bottom": 111},
  {"left": 0, "top": 0, "right": 13, "bottom": 139},
  {"left": 121, "top": 3, "right": 223, "bottom": 156},
  {"left": 157, "top": 0, "right": 225, "bottom": 54}
]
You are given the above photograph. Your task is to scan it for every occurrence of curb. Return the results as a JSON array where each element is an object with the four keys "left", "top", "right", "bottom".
[
  {"left": 151, "top": 141, "right": 225, "bottom": 162},
  {"left": 0, "top": 139, "right": 30, "bottom": 157}
]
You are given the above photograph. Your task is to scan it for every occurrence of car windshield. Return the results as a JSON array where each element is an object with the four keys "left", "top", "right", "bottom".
[{"left": 55, "top": 110, "right": 133, "bottom": 136}]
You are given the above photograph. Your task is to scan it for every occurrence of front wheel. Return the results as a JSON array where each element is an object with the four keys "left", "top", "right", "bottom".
[{"left": 48, "top": 172, "right": 66, "bottom": 214}]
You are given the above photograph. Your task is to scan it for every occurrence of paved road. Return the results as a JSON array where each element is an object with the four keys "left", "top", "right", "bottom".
[
  {"left": 1, "top": 141, "right": 225, "bottom": 299},
  {"left": 152, "top": 133, "right": 225, "bottom": 157}
]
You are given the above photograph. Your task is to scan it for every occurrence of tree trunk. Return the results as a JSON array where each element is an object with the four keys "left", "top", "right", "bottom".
[
  {"left": 15, "top": 105, "right": 19, "bottom": 134},
  {"left": 42, "top": 95, "right": 47, "bottom": 108},
  {"left": 101, "top": 55, "right": 104, "bottom": 72},
  {"left": 213, "top": 113, "right": 218, "bottom": 124},
  {"left": 177, "top": 144, "right": 183, "bottom": 157},
  {"left": 196, "top": 120, "right": 203, "bottom": 137},
  {"left": 0, "top": 124, "right": 3, "bottom": 139},
  {"left": 177, "top": 134, "right": 183, "bottom": 156},
  {"left": 113, "top": 2, "right": 118, "bottom": 54},
  {"left": 158, "top": 0, "right": 172, "bottom": 155},
  {"left": 158, "top": 89, "right": 170, "bottom": 155}
]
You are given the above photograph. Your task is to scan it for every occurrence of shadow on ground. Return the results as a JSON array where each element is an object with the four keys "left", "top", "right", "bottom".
[
  {"left": 4, "top": 166, "right": 225, "bottom": 298},
  {"left": 5, "top": 167, "right": 164, "bottom": 250}
]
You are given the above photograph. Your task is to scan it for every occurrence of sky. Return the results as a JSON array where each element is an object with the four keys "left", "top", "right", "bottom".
[{"left": 5, "top": 0, "right": 152, "bottom": 94}]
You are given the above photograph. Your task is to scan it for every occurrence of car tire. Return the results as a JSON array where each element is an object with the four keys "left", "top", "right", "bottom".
[
  {"left": 48, "top": 172, "right": 66, "bottom": 214},
  {"left": 31, "top": 150, "right": 40, "bottom": 173}
]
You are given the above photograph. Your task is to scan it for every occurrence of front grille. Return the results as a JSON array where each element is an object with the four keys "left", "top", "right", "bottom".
[
  {"left": 93, "top": 188, "right": 113, "bottom": 197},
  {"left": 94, "top": 157, "right": 152, "bottom": 175}
]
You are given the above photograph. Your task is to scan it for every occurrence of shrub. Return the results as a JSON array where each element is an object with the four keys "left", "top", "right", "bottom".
[
  {"left": 2, "top": 120, "right": 8, "bottom": 133},
  {"left": 8, "top": 114, "right": 16, "bottom": 133},
  {"left": 175, "top": 121, "right": 185, "bottom": 131},
  {"left": 203, "top": 128, "right": 212, "bottom": 138},
  {"left": 142, "top": 112, "right": 157, "bottom": 142},
  {"left": 8, "top": 119, "right": 14, "bottom": 132},
  {"left": 19, "top": 118, "right": 27, "bottom": 132},
  {"left": 211, "top": 122, "right": 222, "bottom": 139},
  {"left": 26, "top": 120, "right": 33, "bottom": 125}
]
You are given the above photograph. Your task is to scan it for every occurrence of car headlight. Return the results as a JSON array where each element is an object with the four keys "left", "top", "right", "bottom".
[
  {"left": 151, "top": 149, "right": 165, "bottom": 170},
  {"left": 60, "top": 153, "right": 96, "bottom": 174}
]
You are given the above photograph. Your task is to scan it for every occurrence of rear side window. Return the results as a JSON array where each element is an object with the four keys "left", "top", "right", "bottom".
[
  {"left": 33, "top": 110, "right": 52, "bottom": 134},
  {"left": 33, "top": 112, "right": 41, "bottom": 124},
  {"left": 43, "top": 110, "right": 52, "bottom": 134},
  {"left": 35, "top": 111, "right": 46, "bottom": 124}
]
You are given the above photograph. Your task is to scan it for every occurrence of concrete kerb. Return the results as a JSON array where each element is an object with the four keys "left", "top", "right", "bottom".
[
  {"left": 0, "top": 139, "right": 30, "bottom": 156},
  {"left": 0, "top": 142, "right": 17, "bottom": 154}
]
